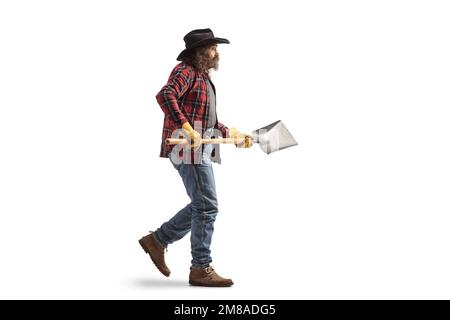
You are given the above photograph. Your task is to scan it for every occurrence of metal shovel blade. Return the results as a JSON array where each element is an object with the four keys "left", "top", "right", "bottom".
[{"left": 252, "top": 120, "right": 298, "bottom": 154}]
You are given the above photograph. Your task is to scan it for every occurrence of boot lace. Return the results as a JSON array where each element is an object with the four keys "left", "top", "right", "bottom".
[{"left": 205, "top": 266, "right": 216, "bottom": 279}]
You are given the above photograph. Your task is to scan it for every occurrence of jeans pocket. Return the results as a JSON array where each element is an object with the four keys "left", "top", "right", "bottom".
[{"left": 200, "top": 144, "right": 213, "bottom": 166}]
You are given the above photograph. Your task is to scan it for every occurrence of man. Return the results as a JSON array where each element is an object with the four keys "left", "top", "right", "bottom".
[{"left": 139, "top": 28, "right": 252, "bottom": 287}]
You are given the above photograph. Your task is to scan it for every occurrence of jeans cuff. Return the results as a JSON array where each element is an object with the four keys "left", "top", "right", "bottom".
[
  {"left": 152, "top": 230, "right": 167, "bottom": 247},
  {"left": 191, "top": 262, "right": 211, "bottom": 269}
]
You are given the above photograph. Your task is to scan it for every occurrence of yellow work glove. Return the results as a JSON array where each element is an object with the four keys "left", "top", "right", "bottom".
[
  {"left": 182, "top": 122, "right": 202, "bottom": 150},
  {"left": 229, "top": 127, "right": 253, "bottom": 148}
]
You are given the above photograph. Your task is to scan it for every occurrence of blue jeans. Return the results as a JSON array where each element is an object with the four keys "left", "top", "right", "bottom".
[{"left": 154, "top": 144, "right": 218, "bottom": 268}]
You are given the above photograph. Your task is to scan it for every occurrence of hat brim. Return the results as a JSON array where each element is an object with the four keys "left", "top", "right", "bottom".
[{"left": 176, "top": 37, "right": 230, "bottom": 61}]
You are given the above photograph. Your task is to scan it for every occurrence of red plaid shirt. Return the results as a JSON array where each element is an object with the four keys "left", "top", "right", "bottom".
[{"left": 156, "top": 62, "right": 229, "bottom": 162}]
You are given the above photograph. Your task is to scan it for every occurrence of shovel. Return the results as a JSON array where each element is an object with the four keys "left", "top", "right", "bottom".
[{"left": 165, "top": 120, "right": 298, "bottom": 154}]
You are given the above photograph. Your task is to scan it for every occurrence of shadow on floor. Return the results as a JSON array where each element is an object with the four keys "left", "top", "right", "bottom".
[{"left": 133, "top": 278, "right": 188, "bottom": 288}]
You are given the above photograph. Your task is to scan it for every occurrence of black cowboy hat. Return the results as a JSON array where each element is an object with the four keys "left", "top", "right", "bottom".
[{"left": 176, "top": 28, "right": 230, "bottom": 61}]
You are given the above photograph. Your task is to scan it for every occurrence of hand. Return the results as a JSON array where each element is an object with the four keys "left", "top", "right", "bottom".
[
  {"left": 229, "top": 127, "right": 253, "bottom": 148},
  {"left": 182, "top": 122, "right": 202, "bottom": 150}
]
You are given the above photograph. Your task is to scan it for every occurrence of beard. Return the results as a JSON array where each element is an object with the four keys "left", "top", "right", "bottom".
[
  {"left": 193, "top": 47, "right": 220, "bottom": 73},
  {"left": 208, "top": 55, "right": 220, "bottom": 71}
]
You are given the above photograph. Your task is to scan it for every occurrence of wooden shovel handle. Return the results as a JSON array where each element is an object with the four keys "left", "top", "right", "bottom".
[
  {"left": 165, "top": 138, "right": 189, "bottom": 145},
  {"left": 165, "top": 137, "right": 244, "bottom": 145}
]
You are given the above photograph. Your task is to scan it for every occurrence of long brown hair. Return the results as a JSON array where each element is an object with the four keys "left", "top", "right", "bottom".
[{"left": 180, "top": 45, "right": 215, "bottom": 74}]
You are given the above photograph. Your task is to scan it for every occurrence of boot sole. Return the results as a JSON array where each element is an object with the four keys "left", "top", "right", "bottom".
[
  {"left": 139, "top": 238, "right": 170, "bottom": 277},
  {"left": 189, "top": 280, "right": 233, "bottom": 287}
]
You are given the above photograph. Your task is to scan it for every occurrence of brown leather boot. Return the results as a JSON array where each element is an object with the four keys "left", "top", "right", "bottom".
[
  {"left": 139, "top": 233, "right": 171, "bottom": 277},
  {"left": 189, "top": 266, "right": 233, "bottom": 287}
]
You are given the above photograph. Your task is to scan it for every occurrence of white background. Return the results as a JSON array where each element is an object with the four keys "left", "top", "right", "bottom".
[{"left": 1, "top": 0, "right": 449, "bottom": 299}]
